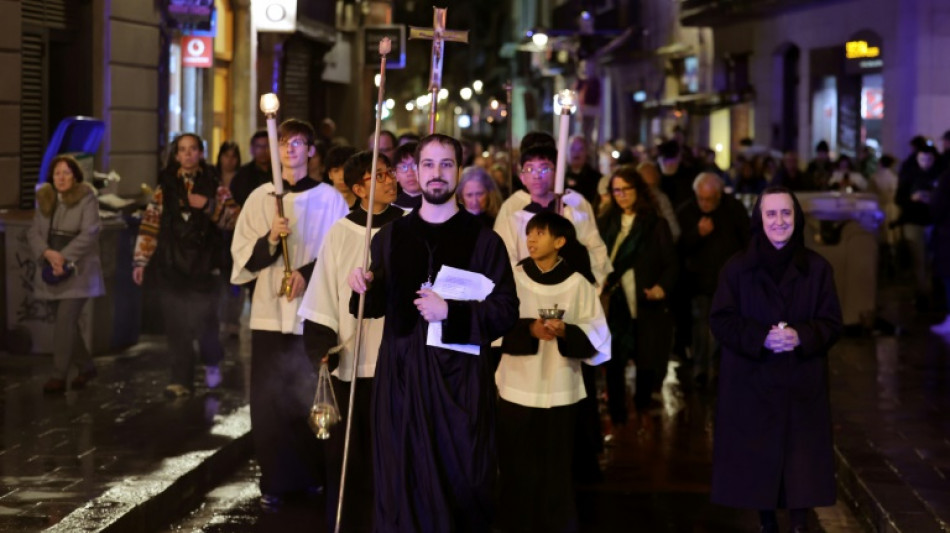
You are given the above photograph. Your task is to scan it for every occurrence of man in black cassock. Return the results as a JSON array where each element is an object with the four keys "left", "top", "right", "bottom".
[{"left": 349, "top": 134, "right": 519, "bottom": 532}]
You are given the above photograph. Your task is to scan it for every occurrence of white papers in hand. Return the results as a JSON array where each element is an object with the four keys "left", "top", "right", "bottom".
[{"left": 426, "top": 265, "right": 495, "bottom": 355}]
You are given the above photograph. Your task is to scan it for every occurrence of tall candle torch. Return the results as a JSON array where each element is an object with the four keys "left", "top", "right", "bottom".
[
  {"left": 553, "top": 89, "right": 578, "bottom": 206},
  {"left": 259, "top": 93, "right": 293, "bottom": 297}
]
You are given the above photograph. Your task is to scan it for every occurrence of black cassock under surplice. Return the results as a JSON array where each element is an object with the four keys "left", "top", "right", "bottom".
[{"left": 351, "top": 209, "right": 518, "bottom": 532}]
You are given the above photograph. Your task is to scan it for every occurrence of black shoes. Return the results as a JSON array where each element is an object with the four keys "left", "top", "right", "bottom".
[
  {"left": 43, "top": 378, "right": 66, "bottom": 394},
  {"left": 71, "top": 367, "right": 97, "bottom": 389}
]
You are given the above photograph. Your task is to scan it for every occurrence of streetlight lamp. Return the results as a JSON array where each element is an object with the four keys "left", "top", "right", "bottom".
[{"left": 531, "top": 31, "right": 548, "bottom": 48}]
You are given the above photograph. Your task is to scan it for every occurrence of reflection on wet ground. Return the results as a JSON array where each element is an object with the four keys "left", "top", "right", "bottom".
[
  {"left": 0, "top": 333, "right": 252, "bottom": 532},
  {"left": 8, "top": 280, "right": 948, "bottom": 531},
  {"left": 164, "top": 362, "right": 837, "bottom": 532}
]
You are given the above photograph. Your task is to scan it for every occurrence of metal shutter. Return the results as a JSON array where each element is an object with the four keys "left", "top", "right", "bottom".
[
  {"left": 19, "top": 0, "right": 72, "bottom": 208},
  {"left": 283, "top": 39, "right": 312, "bottom": 123},
  {"left": 21, "top": 0, "right": 67, "bottom": 29},
  {"left": 19, "top": 33, "right": 45, "bottom": 208}
]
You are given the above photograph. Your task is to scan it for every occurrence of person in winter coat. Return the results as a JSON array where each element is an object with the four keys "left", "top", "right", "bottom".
[
  {"left": 709, "top": 186, "right": 842, "bottom": 533},
  {"left": 927, "top": 168, "right": 950, "bottom": 333},
  {"left": 597, "top": 165, "right": 677, "bottom": 424},
  {"left": 132, "top": 133, "right": 238, "bottom": 398},
  {"left": 896, "top": 145, "right": 942, "bottom": 307},
  {"left": 28, "top": 155, "right": 105, "bottom": 394}
]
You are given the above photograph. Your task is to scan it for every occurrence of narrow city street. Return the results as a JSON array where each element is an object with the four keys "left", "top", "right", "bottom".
[{"left": 2, "top": 283, "right": 948, "bottom": 532}]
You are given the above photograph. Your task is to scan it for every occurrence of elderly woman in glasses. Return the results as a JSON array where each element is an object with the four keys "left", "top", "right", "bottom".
[{"left": 597, "top": 165, "right": 677, "bottom": 427}]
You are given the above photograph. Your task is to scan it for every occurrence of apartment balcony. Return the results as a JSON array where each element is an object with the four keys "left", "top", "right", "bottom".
[{"left": 680, "top": 0, "right": 828, "bottom": 27}]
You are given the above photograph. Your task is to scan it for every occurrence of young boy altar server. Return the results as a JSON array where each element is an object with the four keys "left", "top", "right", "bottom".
[
  {"left": 496, "top": 211, "right": 611, "bottom": 533},
  {"left": 299, "top": 150, "right": 404, "bottom": 532}
]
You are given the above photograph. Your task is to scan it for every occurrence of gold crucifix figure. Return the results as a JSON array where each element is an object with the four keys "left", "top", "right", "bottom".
[{"left": 410, "top": 7, "right": 468, "bottom": 133}]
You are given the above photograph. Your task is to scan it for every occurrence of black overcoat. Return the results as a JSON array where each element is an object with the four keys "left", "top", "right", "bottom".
[
  {"left": 709, "top": 228, "right": 842, "bottom": 510},
  {"left": 929, "top": 170, "right": 950, "bottom": 278},
  {"left": 598, "top": 210, "right": 678, "bottom": 372},
  {"left": 353, "top": 209, "right": 519, "bottom": 532}
]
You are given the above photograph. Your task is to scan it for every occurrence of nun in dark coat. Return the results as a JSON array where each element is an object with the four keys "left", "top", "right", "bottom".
[{"left": 709, "top": 186, "right": 842, "bottom": 533}]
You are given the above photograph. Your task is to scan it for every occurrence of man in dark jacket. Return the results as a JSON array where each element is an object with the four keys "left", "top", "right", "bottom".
[
  {"left": 657, "top": 140, "right": 698, "bottom": 211},
  {"left": 676, "top": 173, "right": 750, "bottom": 385},
  {"left": 805, "top": 140, "right": 833, "bottom": 191},
  {"left": 565, "top": 135, "right": 602, "bottom": 210},
  {"left": 897, "top": 144, "right": 942, "bottom": 308},
  {"left": 230, "top": 130, "right": 271, "bottom": 207},
  {"left": 773, "top": 150, "right": 813, "bottom": 191}
]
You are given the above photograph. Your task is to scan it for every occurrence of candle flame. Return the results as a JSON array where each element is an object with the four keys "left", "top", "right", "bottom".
[
  {"left": 260, "top": 93, "right": 280, "bottom": 115},
  {"left": 553, "top": 89, "right": 577, "bottom": 115}
]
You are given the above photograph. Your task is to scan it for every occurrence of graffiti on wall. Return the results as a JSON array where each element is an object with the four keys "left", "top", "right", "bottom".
[{"left": 14, "top": 229, "right": 55, "bottom": 324}]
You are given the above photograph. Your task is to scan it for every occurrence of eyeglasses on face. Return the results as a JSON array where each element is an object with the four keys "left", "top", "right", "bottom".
[
  {"left": 611, "top": 186, "right": 636, "bottom": 196},
  {"left": 279, "top": 138, "right": 308, "bottom": 149},
  {"left": 362, "top": 169, "right": 396, "bottom": 183},
  {"left": 520, "top": 166, "right": 554, "bottom": 177},
  {"left": 396, "top": 163, "right": 417, "bottom": 173}
]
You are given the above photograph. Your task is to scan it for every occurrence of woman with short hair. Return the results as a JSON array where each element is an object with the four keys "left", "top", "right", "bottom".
[
  {"left": 457, "top": 165, "right": 503, "bottom": 226},
  {"left": 28, "top": 155, "right": 104, "bottom": 393}
]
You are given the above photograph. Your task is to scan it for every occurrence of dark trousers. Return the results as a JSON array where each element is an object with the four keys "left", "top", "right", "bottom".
[
  {"left": 50, "top": 298, "right": 93, "bottom": 379},
  {"left": 606, "top": 322, "right": 636, "bottom": 424},
  {"left": 250, "top": 330, "right": 324, "bottom": 496},
  {"left": 160, "top": 287, "right": 223, "bottom": 388},
  {"left": 497, "top": 399, "right": 578, "bottom": 533},
  {"left": 607, "top": 318, "right": 668, "bottom": 415},
  {"left": 573, "top": 365, "right": 603, "bottom": 482},
  {"left": 325, "top": 375, "right": 374, "bottom": 533},
  {"left": 690, "top": 295, "right": 717, "bottom": 379}
]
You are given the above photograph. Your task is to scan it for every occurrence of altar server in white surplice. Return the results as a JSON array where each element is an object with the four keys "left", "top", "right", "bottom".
[
  {"left": 494, "top": 144, "right": 612, "bottom": 288},
  {"left": 299, "top": 150, "right": 404, "bottom": 533},
  {"left": 231, "top": 118, "right": 348, "bottom": 508},
  {"left": 496, "top": 211, "right": 610, "bottom": 533}
]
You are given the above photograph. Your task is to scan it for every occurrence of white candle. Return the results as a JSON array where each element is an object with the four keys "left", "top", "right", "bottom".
[
  {"left": 553, "top": 90, "right": 577, "bottom": 196},
  {"left": 554, "top": 113, "right": 570, "bottom": 195},
  {"left": 259, "top": 93, "right": 283, "bottom": 195}
]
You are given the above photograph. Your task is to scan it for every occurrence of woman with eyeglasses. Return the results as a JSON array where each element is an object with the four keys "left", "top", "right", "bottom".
[{"left": 597, "top": 165, "right": 677, "bottom": 428}]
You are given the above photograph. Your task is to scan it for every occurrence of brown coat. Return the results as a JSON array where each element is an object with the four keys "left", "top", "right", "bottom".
[{"left": 27, "top": 182, "right": 104, "bottom": 300}]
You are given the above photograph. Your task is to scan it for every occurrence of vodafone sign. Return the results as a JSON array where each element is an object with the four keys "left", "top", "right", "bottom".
[{"left": 181, "top": 36, "right": 213, "bottom": 68}]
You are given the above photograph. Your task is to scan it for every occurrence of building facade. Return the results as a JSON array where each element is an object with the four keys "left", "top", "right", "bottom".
[
  {"left": 0, "top": 0, "right": 165, "bottom": 206},
  {"left": 683, "top": 0, "right": 950, "bottom": 161}
]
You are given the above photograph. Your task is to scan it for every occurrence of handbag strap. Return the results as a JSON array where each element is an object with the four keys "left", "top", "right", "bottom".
[{"left": 46, "top": 194, "right": 58, "bottom": 248}]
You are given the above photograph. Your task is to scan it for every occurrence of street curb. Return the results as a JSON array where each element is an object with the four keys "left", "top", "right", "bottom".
[
  {"left": 834, "top": 438, "right": 946, "bottom": 533},
  {"left": 45, "top": 406, "right": 253, "bottom": 533}
]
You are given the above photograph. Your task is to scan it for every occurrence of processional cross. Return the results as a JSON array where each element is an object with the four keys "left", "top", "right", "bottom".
[{"left": 410, "top": 7, "right": 468, "bottom": 134}]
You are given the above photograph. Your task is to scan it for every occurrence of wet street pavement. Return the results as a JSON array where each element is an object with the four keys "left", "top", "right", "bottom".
[
  {"left": 160, "top": 366, "right": 855, "bottom": 533},
  {"left": 0, "top": 331, "right": 252, "bottom": 532},
  {"left": 2, "top": 280, "right": 948, "bottom": 531}
]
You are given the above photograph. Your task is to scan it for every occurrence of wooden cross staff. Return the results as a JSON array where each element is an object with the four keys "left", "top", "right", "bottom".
[{"left": 410, "top": 7, "right": 468, "bottom": 134}]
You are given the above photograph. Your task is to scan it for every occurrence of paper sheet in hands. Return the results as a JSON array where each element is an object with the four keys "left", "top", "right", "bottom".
[{"left": 426, "top": 265, "right": 496, "bottom": 355}]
